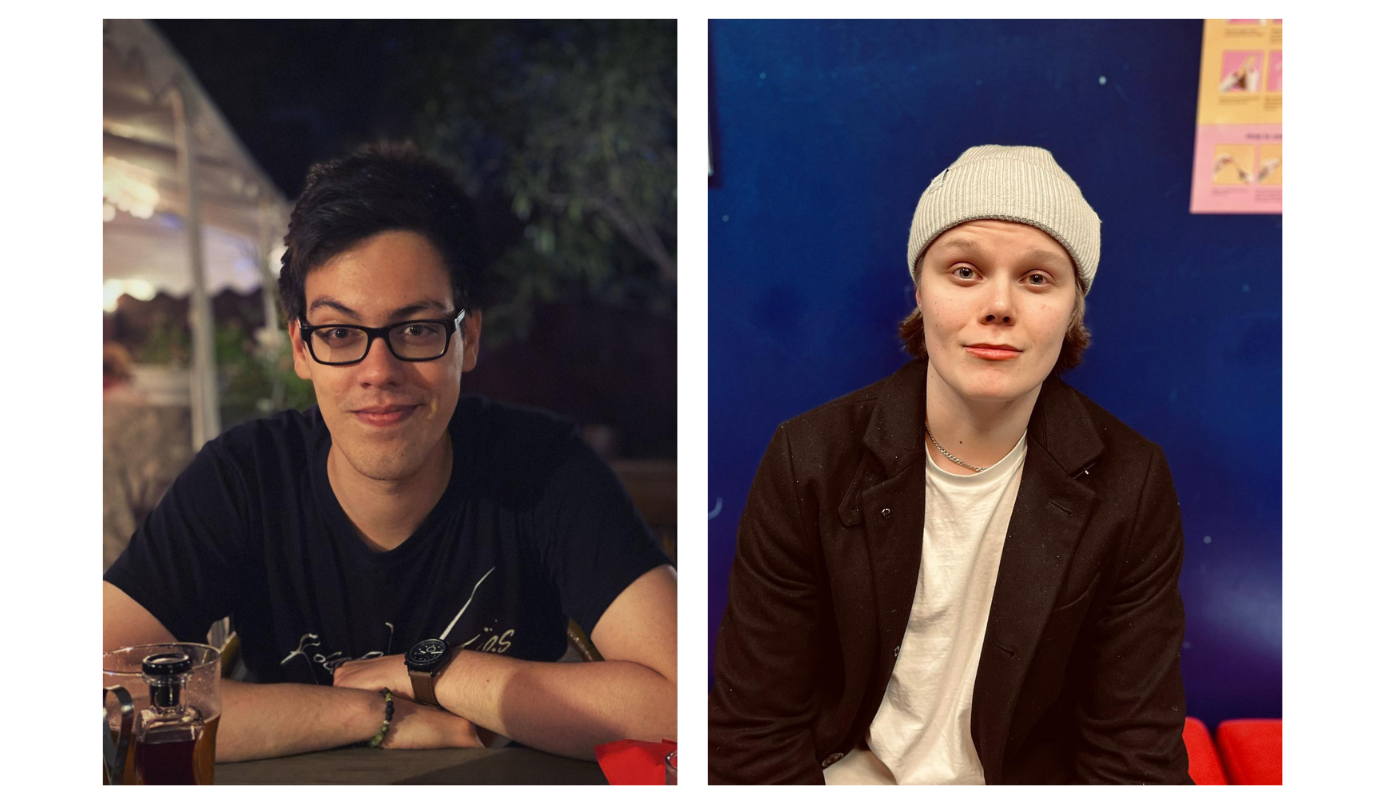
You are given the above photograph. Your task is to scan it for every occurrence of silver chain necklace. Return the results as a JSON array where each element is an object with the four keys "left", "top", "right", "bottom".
[{"left": 924, "top": 420, "right": 987, "bottom": 473}]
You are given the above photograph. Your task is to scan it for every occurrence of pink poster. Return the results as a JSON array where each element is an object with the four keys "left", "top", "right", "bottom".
[{"left": 1190, "top": 20, "right": 1282, "bottom": 214}]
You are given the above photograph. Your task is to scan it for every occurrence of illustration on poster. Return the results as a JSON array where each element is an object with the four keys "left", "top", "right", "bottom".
[
  {"left": 1218, "top": 55, "right": 1260, "bottom": 92},
  {"left": 1213, "top": 153, "right": 1281, "bottom": 185}
]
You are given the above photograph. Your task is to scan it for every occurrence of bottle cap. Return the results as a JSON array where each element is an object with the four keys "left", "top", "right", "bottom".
[{"left": 142, "top": 652, "right": 192, "bottom": 677}]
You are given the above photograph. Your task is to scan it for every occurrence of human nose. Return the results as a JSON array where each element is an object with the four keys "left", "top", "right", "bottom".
[
  {"left": 356, "top": 335, "right": 404, "bottom": 385},
  {"left": 980, "top": 276, "right": 1015, "bottom": 325}
]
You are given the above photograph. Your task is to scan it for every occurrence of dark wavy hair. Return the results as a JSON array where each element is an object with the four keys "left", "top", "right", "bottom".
[
  {"left": 277, "top": 142, "right": 480, "bottom": 322},
  {"left": 898, "top": 255, "right": 1091, "bottom": 376}
]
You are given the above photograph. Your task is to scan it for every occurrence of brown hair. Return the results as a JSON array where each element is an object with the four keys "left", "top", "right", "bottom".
[
  {"left": 898, "top": 265, "right": 1091, "bottom": 376},
  {"left": 278, "top": 142, "right": 481, "bottom": 323}
]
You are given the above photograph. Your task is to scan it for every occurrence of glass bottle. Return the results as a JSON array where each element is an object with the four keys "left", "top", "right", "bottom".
[{"left": 135, "top": 652, "right": 205, "bottom": 784}]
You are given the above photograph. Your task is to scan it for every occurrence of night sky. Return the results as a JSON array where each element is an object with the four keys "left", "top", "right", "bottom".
[
  {"left": 149, "top": 20, "right": 529, "bottom": 278},
  {"left": 152, "top": 20, "right": 418, "bottom": 199}
]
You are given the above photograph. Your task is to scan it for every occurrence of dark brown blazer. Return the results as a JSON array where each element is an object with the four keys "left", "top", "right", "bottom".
[{"left": 709, "top": 359, "right": 1190, "bottom": 784}]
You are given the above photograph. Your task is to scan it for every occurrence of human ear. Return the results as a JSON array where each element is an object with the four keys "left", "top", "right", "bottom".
[
  {"left": 288, "top": 320, "right": 312, "bottom": 381},
  {"left": 914, "top": 249, "right": 935, "bottom": 310},
  {"left": 460, "top": 310, "right": 483, "bottom": 374}
]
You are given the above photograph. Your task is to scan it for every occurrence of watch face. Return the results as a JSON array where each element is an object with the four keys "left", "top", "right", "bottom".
[{"left": 407, "top": 639, "right": 449, "bottom": 670}]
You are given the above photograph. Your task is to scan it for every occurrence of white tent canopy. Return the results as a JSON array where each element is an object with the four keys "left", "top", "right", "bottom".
[
  {"left": 104, "top": 20, "right": 288, "bottom": 293},
  {"left": 104, "top": 209, "right": 267, "bottom": 297},
  {"left": 103, "top": 19, "right": 290, "bottom": 447}
]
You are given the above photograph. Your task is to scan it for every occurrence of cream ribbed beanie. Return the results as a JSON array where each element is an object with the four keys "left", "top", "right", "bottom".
[{"left": 906, "top": 145, "right": 1100, "bottom": 293}]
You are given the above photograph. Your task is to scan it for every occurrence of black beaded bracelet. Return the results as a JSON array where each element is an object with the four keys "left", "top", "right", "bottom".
[{"left": 365, "top": 688, "right": 395, "bottom": 748}]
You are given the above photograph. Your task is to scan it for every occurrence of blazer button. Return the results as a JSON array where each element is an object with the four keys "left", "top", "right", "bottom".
[
  {"left": 880, "top": 508, "right": 891, "bottom": 519},
  {"left": 821, "top": 752, "right": 845, "bottom": 768}
]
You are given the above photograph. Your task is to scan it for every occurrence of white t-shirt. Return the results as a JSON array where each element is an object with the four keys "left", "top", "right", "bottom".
[{"left": 825, "top": 432, "right": 1027, "bottom": 785}]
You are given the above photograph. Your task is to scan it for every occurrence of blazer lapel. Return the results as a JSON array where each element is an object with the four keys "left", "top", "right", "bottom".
[
  {"left": 858, "top": 462, "right": 926, "bottom": 704},
  {"left": 969, "top": 376, "right": 1103, "bottom": 783},
  {"left": 837, "top": 361, "right": 928, "bottom": 730}
]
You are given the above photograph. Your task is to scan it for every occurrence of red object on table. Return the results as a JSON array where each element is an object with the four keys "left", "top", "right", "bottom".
[
  {"left": 1182, "top": 716, "right": 1228, "bottom": 785},
  {"left": 1215, "top": 719, "right": 1282, "bottom": 785},
  {"left": 594, "top": 739, "right": 677, "bottom": 785}
]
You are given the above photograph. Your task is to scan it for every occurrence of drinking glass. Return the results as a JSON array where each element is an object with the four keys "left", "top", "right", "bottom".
[{"left": 103, "top": 643, "right": 221, "bottom": 785}]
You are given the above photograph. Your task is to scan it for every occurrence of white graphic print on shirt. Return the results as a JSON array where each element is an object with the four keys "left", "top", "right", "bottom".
[{"left": 278, "top": 566, "right": 512, "bottom": 682}]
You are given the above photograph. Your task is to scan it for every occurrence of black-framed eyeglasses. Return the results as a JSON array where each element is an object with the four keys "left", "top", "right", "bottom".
[{"left": 298, "top": 309, "right": 467, "bottom": 365}]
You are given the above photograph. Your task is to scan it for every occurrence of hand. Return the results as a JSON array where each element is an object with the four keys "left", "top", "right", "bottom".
[
  {"left": 333, "top": 654, "right": 412, "bottom": 699},
  {"left": 383, "top": 697, "right": 483, "bottom": 750},
  {"left": 1217, "top": 57, "right": 1259, "bottom": 93},
  {"left": 1244, "top": 63, "right": 1261, "bottom": 92},
  {"left": 1218, "top": 68, "right": 1245, "bottom": 92}
]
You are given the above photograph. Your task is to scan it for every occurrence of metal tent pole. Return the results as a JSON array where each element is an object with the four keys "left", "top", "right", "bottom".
[
  {"left": 257, "top": 198, "right": 286, "bottom": 411},
  {"left": 170, "top": 84, "right": 221, "bottom": 452}
]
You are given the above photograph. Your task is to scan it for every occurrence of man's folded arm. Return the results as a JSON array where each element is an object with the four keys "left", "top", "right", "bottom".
[
  {"left": 708, "top": 424, "right": 825, "bottom": 784},
  {"left": 370, "top": 430, "right": 678, "bottom": 762},
  {"left": 103, "top": 582, "right": 477, "bottom": 762},
  {"left": 360, "top": 564, "right": 677, "bottom": 762},
  {"left": 1071, "top": 446, "right": 1192, "bottom": 784}
]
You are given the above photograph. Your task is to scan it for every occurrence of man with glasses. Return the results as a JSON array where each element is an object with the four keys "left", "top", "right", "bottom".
[{"left": 104, "top": 144, "right": 677, "bottom": 763}]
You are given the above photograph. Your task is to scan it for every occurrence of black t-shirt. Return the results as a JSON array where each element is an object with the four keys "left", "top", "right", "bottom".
[{"left": 104, "top": 396, "right": 670, "bottom": 686}]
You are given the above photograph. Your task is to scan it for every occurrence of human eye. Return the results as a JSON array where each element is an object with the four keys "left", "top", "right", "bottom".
[
  {"left": 951, "top": 265, "right": 978, "bottom": 281},
  {"left": 314, "top": 327, "right": 359, "bottom": 347},
  {"left": 1026, "top": 272, "right": 1050, "bottom": 287},
  {"left": 397, "top": 322, "right": 445, "bottom": 340}
]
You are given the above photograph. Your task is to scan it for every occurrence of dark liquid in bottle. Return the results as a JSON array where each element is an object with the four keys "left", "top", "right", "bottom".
[{"left": 135, "top": 728, "right": 200, "bottom": 785}]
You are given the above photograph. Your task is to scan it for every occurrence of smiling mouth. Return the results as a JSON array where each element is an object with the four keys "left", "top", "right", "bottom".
[
  {"left": 351, "top": 405, "right": 420, "bottom": 427},
  {"left": 964, "top": 345, "right": 1021, "bottom": 361}
]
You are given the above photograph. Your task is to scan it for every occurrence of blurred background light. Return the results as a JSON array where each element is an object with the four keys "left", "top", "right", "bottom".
[
  {"left": 102, "top": 156, "right": 161, "bottom": 220},
  {"left": 103, "top": 278, "right": 158, "bottom": 312}
]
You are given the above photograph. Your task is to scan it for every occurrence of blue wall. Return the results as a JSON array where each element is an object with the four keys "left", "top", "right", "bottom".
[{"left": 708, "top": 19, "right": 1281, "bottom": 728}]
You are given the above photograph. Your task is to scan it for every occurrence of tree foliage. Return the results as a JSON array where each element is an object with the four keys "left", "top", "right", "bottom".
[{"left": 398, "top": 20, "right": 677, "bottom": 340}]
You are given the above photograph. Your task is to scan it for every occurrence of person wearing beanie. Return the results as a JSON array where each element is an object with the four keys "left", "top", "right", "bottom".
[{"left": 710, "top": 145, "right": 1190, "bottom": 784}]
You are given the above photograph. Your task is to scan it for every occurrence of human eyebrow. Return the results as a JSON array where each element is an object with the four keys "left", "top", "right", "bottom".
[
  {"left": 1021, "top": 248, "right": 1074, "bottom": 273},
  {"left": 305, "top": 298, "right": 360, "bottom": 320},
  {"left": 930, "top": 238, "right": 984, "bottom": 258},
  {"left": 386, "top": 301, "right": 454, "bottom": 321}
]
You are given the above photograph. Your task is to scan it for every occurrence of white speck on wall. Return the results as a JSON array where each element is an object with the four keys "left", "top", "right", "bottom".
[
  {"left": 1204, "top": 536, "right": 1213, "bottom": 544},
  {"left": 759, "top": 72, "right": 766, "bottom": 79},
  {"left": 722, "top": 215, "right": 730, "bottom": 222},
  {"left": 1242, "top": 283, "right": 1251, "bottom": 293},
  {"left": 1099, "top": 76, "right": 1107, "bottom": 85}
]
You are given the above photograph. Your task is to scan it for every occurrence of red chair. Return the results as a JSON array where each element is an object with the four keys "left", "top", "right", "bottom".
[
  {"left": 1182, "top": 716, "right": 1228, "bottom": 785},
  {"left": 1215, "top": 719, "right": 1282, "bottom": 785}
]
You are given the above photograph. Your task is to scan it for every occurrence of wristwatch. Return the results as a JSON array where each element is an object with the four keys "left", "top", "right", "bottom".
[{"left": 405, "top": 638, "right": 454, "bottom": 708}]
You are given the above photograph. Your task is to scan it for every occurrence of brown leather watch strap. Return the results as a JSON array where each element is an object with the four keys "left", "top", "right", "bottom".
[{"left": 409, "top": 668, "right": 440, "bottom": 708}]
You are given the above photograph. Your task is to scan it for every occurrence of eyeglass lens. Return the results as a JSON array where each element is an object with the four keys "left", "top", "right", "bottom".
[{"left": 309, "top": 322, "right": 449, "bottom": 363}]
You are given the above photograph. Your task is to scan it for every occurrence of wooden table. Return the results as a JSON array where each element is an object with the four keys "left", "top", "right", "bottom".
[{"left": 215, "top": 746, "right": 608, "bottom": 784}]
